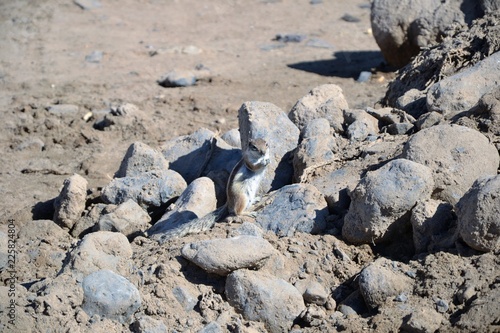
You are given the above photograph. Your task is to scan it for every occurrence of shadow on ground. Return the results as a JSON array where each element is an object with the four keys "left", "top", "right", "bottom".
[{"left": 288, "top": 50, "right": 385, "bottom": 78}]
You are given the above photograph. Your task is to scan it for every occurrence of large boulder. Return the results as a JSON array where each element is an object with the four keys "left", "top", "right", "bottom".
[{"left": 402, "top": 125, "right": 499, "bottom": 204}]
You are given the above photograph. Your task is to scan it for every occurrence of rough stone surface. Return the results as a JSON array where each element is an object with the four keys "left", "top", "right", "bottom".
[
  {"left": 181, "top": 236, "right": 277, "bottom": 276},
  {"left": 64, "top": 231, "right": 133, "bottom": 279},
  {"left": 172, "top": 285, "right": 198, "bottom": 311},
  {"left": 383, "top": 12, "right": 500, "bottom": 116},
  {"left": 101, "top": 169, "right": 187, "bottom": 209},
  {"left": 293, "top": 118, "right": 337, "bottom": 182},
  {"left": 225, "top": 269, "right": 305, "bottom": 333},
  {"left": 53, "top": 174, "right": 88, "bottom": 230},
  {"left": 288, "top": 84, "right": 349, "bottom": 131},
  {"left": 238, "top": 101, "right": 300, "bottom": 193},
  {"left": 96, "top": 199, "right": 151, "bottom": 238},
  {"left": 411, "top": 199, "right": 456, "bottom": 253},
  {"left": 115, "top": 142, "right": 169, "bottom": 178},
  {"left": 256, "top": 183, "right": 329, "bottom": 237},
  {"left": 343, "top": 109, "right": 379, "bottom": 141},
  {"left": 294, "top": 279, "right": 329, "bottom": 306},
  {"left": 402, "top": 124, "right": 499, "bottom": 204},
  {"left": 148, "top": 177, "right": 217, "bottom": 238},
  {"left": 456, "top": 175, "right": 500, "bottom": 252},
  {"left": 342, "top": 159, "right": 434, "bottom": 244},
  {"left": 427, "top": 52, "right": 500, "bottom": 117},
  {"left": 371, "top": 0, "right": 484, "bottom": 68},
  {"left": 358, "top": 258, "right": 411, "bottom": 309},
  {"left": 220, "top": 129, "right": 241, "bottom": 148},
  {"left": 402, "top": 307, "right": 443, "bottom": 333},
  {"left": 161, "top": 128, "right": 215, "bottom": 183},
  {"left": 82, "top": 269, "right": 141, "bottom": 324},
  {"left": 132, "top": 316, "right": 168, "bottom": 333}
]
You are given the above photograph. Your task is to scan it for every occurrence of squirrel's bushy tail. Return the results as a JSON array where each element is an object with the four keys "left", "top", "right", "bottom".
[{"left": 157, "top": 205, "right": 228, "bottom": 243}]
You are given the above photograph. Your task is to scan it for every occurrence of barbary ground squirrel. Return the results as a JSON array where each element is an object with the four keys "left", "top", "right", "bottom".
[{"left": 158, "top": 138, "right": 270, "bottom": 242}]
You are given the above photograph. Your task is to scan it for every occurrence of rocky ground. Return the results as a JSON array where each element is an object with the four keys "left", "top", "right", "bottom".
[{"left": 1, "top": 1, "right": 499, "bottom": 333}]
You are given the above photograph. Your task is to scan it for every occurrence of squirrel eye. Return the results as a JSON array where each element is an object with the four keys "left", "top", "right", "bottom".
[{"left": 249, "top": 143, "right": 257, "bottom": 151}]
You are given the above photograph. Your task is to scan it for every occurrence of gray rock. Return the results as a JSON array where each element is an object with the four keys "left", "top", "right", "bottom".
[
  {"left": 181, "top": 235, "right": 277, "bottom": 276},
  {"left": 342, "top": 159, "right": 434, "bottom": 244},
  {"left": 456, "top": 175, "right": 500, "bottom": 252},
  {"left": 225, "top": 269, "right": 305, "bottom": 333},
  {"left": 358, "top": 258, "right": 411, "bottom": 309},
  {"left": 101, "top": 169, "right": 187, "bottom": 209},
  {"left": 385, "top": 123, "right": 414, "bottom": 135},
  {"left": 289, "top": 84, "right": 348, "bottom": 131},
  {"left": 366, "top": 107, "right": 416, "bottom": 126},
  {"left": 53, "top": 174, "right": 88, "bottom": 230},
  {"left": 309, "top": 165, "right": 360, "bottom": 214},
  {"left": 411, "top": 199, "right": 456, "bottom": 253},
  {"left": 238, "top": 101, "right": 300, "bottom": 192},
  {"left": 85, "top": 50, "right": 103, "bottom": 63},
  {"left": 96, "top": 199, "right": 151, "bottom": 239},
  {"left": 82, "top": 269, "right": 141, "bottom": 324},
  {"left": 115, "top": 142, "right": 169, "bottom": 178},
  {"left": 294, "top": 280, "right": 329, "bottom": 305},
  {"left": 148, "top": 177, "right": 216, "bottom": 238},
  {"left": 230, "top": 222, "right": 264, "bottom": 238},
  {"left": 415, "top": 111, "right": 443, "bottom": 130},
  {"left": 402, "top": 125, "right": 499, "bottom": 204},
  {"left": 427, "top": 52, "right": 500, "bottom": 117},
  {"left": 293, "top": 118, "right": 337, "bottom": 182},
  {"left": 157, "top": 69, "right": 197, "bottom": 87},
  {"left": 220, "top": 129, "right": 241, "bottom": 148},
  {"left": 65, "top": 231, "right": 133, "bottom": 279},
  {"left": 371, "top": 0, "right": 483, "bottom": 67},
  {"left": 71, "top": 203, "right": 108, "bottom": 238},
  {"left": 161, "top": 128, "right": 215, "bottom": 183},
  {"left": 46, "top": 104, "right": 79, "bottom": 115},
  {"left": 74, "top": 0, "right": 101, "bottom": 10},
  {"left": 110, "top": 102, "right": 138, "bottom": 116},
  {"left": 198, "top": 322, "right": 222, "bottom": 333},
  {"left": 172, "top": 285, "right": 198, "bottom": 311},
  {"left": 402, "top": 307, "right": 443, "bottom": 333},
  {"left": 344, "top": 109, "right": 379, "bottom": 141},
  {"left": 132, "top": 316, "right": 168, "bottom": 333},
  {"left": 256, "top": 183, "right": 329, "bottom": 236},
  {"left": 337, "top": 290, "right": 367, "bottom": 316}
]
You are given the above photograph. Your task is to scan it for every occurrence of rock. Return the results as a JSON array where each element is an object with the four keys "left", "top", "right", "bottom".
[
  {"left": 82, "top": 269, "right": 141, "bottom": 324},
  {"left": 220, "top": 129, "right": 241, "bottom": 148},
  {"left": 410, "top": 199, "right": 456, "bottom": 253},
  {"left": 225, "top": 269, "right": 305, "bottom": 333},
  {"left": 74, "top": 0, "right": 101, "bottom": 10},
  {"left": 427, "top": 52, "right": 500, "bottom": 117},
  {"left": 274, "top": 33, "right": 307, "bottom": 43},
  {"left": 115, "top": 142, "right": 169, "bottom": 178},
  {"left": 342, "top": 159, "right": 434, "bottom": 244},
  {"left": 148, "top": 177, "right": 217, "bottom": 238},
  {"left": 337, "top": 290, "right": 367, "bottom": 316},
  {"left": 157, "top": 69, "right": 197, "bottom": 87},
  {"left": 110, "top": 102, "right": 138, "bottom": 116},
  {"left": 14, "top": 137, "right": 45, "bottom": 151},
  {"left": 53, "top": 174, "right": 88, "bottom": 230},
  {"left": 455, "top": 287, "right": 500, "bottom": 332},
  {"left": 256, "top": 183, "right": 329, "bottom": 237},
  {"left": 293, "top": 118, "right": 337, "bottom": 182},
  {"left": 96, "top": 199, "right": 151, "bottom": 239},
  {"left": 172, "top": 285, "right": 198, "bottom": 311},
  {"left": 358, "top": 258, "right": 411, "bottom": 309},
  {"left": 71, "top": 203, "right": 108, "bottom": 238},
  {"left": 383, "top": 12, "right": 500, "bottom": 114},
  {"left": 181, "top": 235, "right": 277, "bottom": 276},
  {"left": 402, "top": 125, "right": 499, "bottom": 204},
  {"left": 299, "top": 304, "right": 328, "bottom": 327},
  {"left": 456, "top": 175, "right": 500, "bottom": 252},
  {"left": 201, "top": 138, "right": 242, "bottom": 203},
  {"left": 230, "top": 222, "right": 265, "bottom": 238},
  {"left": 85, "top": 50, "right": 103, "bottom": 63},
  {"left": 161, "top": 128, "right": 215, "bottom": 183},
  {"left": 344, "top": 109, "right": 379, "bottom": 141},
  {"left": 402, "top": 306, "right": 443, "bottom": 333},
  {"left": 385, "top": 123, "right": 414, "bottom": 135},
  {"left": 357, "top": 71, "right": 372, "bottom": 83},
  {"left": 294, "top": 279, "right": 329, "bottom": 305},
  {"left": 238, "top": 101, "right": 300, "bottom": 192},
  {"left": 288, "top": 84, "right": 348, "bottom": 131},
  {"left": 309, "top": 164, "right": 360, "bottom": 215},
  {"left": 415, "top": 111, "right": 443, "bottom": 130},
  {"left": 101, "top": 169, "right": 187, "bottom": 209},
  {"left": 371, "top": 0, "right": 483, "bottom": 68},
  {"left": 198, "top": 322, "right": 223, "bottom": 333},
  {"left": 64, "top": 231, "right": 133, "bottom": 279},
  {"left": 132, "top": 316, "right": 168, "bottom": 333},
  {"left": 46, "top": 104, "right": 79, "bottom": 115}
]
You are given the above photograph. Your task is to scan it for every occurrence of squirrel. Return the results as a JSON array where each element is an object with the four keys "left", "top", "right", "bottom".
[{"left": 157, "top": 138, "right": 270, "bottom": 242}]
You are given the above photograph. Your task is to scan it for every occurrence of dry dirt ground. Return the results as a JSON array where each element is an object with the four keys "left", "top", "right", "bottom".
[{"left": 6, "top": 1, "right": 498, "bottom": 333}]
